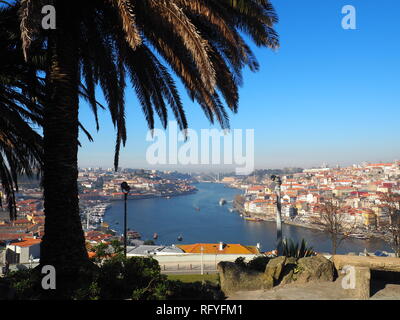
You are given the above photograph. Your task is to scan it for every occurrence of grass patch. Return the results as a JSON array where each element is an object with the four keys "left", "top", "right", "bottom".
[{"left": 167, "top": 273, "right": 219, "bottom": 284}]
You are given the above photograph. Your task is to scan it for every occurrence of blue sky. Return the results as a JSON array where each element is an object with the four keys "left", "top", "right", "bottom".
[{"left": 78, "top": 0, "right": 400, "bottom": 171}]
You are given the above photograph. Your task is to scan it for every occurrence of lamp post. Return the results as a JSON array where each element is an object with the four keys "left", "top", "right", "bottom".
[
  {"left": 121, "top": 182, "right": 131, "bottom": 258},
  {"left": 215, "top": 249, "right": 217, "bottom": 271},
  {"left": 271, "top": 175, "right": 283, "bottom": 255},
  {"left": 29, "top": 255, "right": 34, "bottom": 269},
  {"left": 200, "top": 246, "right": 204, "bottom": 275}
]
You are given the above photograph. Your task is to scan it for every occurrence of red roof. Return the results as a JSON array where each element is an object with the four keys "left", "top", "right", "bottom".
[
  {"left": 0, "top": 233, "right": 33, "bottom": 241},
  {"left": 9, "top": 238, "right": 41, "bottom": 247}
]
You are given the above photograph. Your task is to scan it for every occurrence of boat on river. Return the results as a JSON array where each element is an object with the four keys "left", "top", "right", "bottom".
[
  {"left": 349, "top": 233, "right": 370, "bottom": 240},
  {"left": 127, "top": 230, "right": 141, "bottom": 239}
]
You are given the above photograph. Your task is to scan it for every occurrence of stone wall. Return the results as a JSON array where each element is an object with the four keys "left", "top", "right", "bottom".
[
  {"left": 332, "top": 255, "right": 400, "bottom": 273},
  {"left": 332, "top": 255, "right": 400, "bottom": 300}
]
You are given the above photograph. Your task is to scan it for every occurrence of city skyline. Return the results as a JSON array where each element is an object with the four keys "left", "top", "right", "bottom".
[{"left": 77, "top": 158, "right": 400, "bottom": 174}]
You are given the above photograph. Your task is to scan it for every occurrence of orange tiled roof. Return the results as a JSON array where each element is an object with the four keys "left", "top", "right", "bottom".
[
  {"left": 10, "top": 238, "right": 41, "bottom": 247},
  {"left": 12, "top": 219, "right": 31, "bottom": 225},
  {"left": 177, "top": 243, "right": 259, "bottom": 255},
  {"left": 248, "top": 186, "right": 264, "bottom": 191},
  {"left": 367, "top": 163, "right": 392, "bottom": 167}
]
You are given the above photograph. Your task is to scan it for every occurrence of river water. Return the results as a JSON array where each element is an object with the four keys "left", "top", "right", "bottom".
[{"left": 104, "top": 182, "right": 391, "bottom": 254}]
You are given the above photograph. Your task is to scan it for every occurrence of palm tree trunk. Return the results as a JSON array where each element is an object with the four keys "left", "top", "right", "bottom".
[{"left": 40, "top": 3, "right": 91, "bottom": 296}]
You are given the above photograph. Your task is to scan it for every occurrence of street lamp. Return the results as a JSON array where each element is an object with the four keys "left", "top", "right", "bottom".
[
  {"left": 271, "top": 175, "right": 283, "bottom": 255},
  {"left": 215, "top": 249, "right": 217, "bottom": 271},
  {"left": 200, "top": 246, "right": 204, "bottom": 275},
  {"left": 29, "top": 255, "right": 34, "bottom": 269},
  {"left": 121, "top": 182, "right": 131, "bottom": 258}
]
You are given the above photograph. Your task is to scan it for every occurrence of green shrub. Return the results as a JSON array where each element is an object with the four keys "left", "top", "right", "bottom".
[
  {"left": 3, "top": 255, "right": 225, "bottom": 300},
  {"left": 247, "top": 256, "right": 270, "bottom": 272},
  {"left": 281, "top": 238, "right": 315, "bottom": 258},
  {"left": 234, "top": 255, "right": 270, "bottom": 272},
  {"left": 165, "top": 280, "right": 225, "bottom": 300},
  {"left": 234, "top": 257, "right": 247, "bottom": 269}
]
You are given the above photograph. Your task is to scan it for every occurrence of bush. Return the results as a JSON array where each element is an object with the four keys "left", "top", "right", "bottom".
[
  {"left": 165, "top": 280, "right": 225, "bottom": 300},
  {"left": 234, "top": 255, "right": 270, "bottom": 272},
  {"left": 281, "top": 238, "right": 315, "bottom": 258},
  {"left": 2, "top": 268, "right": 45, "bottom": 300},
  {"left": 234, "top": 257, "right": 247, "bottom": 269},
  {"left": 247, "top": 256, "right": 270, "bottom": 272},
  {"left": 3, "top": 255, "right": 226, "bottom": 300}
]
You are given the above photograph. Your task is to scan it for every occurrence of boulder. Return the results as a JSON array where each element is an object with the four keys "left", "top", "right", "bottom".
[
  {"left": 265, "top": 256, "right": 286, "bottom": 284},
  {"left": 218, "top": 262, "right": 273, "bottom": 295},
  {"left": 295, "top": 255, "right": 334, "bottom": 284},
  {"left": 280, "top": 270, "right": 294, "bottom": 285},
  {"left": 281, "top": 257, "right": 298, "bottom": 284}
]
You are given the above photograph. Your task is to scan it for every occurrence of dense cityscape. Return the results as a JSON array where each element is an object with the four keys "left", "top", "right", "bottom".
[
  {"left": 1, "top": 160, "right": 400, "bottom": 268},
  {"left": 1, "top": 0, "right": 399, "bottom": 304},
  {"left": 231, "top": 161, "right": 400, "bottom": 241}
]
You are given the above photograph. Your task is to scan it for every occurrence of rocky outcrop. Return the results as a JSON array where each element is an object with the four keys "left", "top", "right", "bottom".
[
  {"left": 264, "top": 255, "right": 335, "bottom": 286},
  {"left": 218, "top": 255, "right": 335, "bottom": 295},
  {"left": 264, "top": 256, "right": 286, "bottom": 284},
  {"left": 217, "top": 262, "right": 273, "bottom": 295},
  {"left": 294, "top": 255, "right": 335, "bottom": 284}
]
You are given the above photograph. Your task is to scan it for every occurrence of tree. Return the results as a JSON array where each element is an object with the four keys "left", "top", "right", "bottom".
[
  {"left": 379, "top": 192, "right": 400, "bottom": 257},
  {"left": 0, "top": 5, "right": 43, "bottom": 220},
  {"left": 314, "top": 198, "right": 354, "bottom": 255},
  {"left": 16, "top": 0, "right": 279, "bottom": 296}
]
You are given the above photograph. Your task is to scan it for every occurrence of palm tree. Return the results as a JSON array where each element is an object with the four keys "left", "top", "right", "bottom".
[
  {"left": 0, "top": 5, "right": 43, "bottom": 221},
  {"left": 17, "top": 0, "right": 279, "bottom": 294},
  {"left": 0, "top": 5, "right": 94, "bottom": 221}
]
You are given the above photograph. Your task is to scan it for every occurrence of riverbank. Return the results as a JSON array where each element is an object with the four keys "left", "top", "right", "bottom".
[
  {"left": 232, "top": 202, "right": 388, "bottom": 242},
  {"left": 107, "top": 189, "right": 198, "bottom": 201},
  {"left": 103, "top": 182, "right": 391, "bottom": 253}
]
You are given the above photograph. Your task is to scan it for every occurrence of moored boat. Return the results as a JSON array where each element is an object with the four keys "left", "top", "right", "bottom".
[
  {"left": 349, "top": 233, "right": 369, "bottom": 240},
  {"left": 127, "top": 230, "right": 141, "bottom": 239}
]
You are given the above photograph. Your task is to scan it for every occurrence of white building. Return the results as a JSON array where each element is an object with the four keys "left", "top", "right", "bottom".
[{"left": 6, "top": 238, "right": 41, "bottom": 264}]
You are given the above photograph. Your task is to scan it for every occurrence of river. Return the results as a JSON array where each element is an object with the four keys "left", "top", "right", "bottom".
[{"left": 104, "top": 182, "right": 391, "bottom": 254}]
